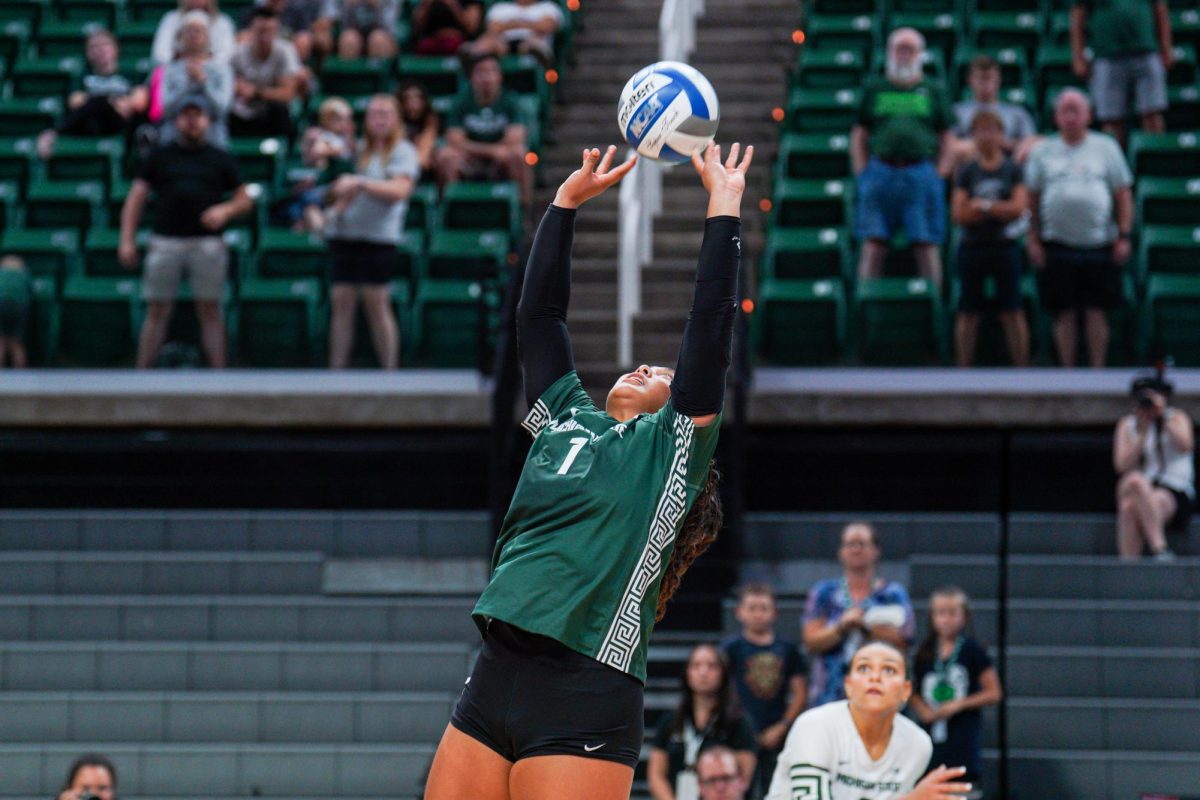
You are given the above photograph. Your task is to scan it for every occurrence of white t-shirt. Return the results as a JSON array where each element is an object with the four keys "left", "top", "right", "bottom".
[
  {"left": 1024, "top": 131, "right": 1133, "bottom": 249},
  {"left": 486, "top": 1, "right": 563, "bottom": 44},
  {"left": 766, "top": 701, "right": 932, "bottom": 800}
]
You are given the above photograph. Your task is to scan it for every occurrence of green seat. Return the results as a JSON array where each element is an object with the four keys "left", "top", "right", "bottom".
[
  {"left": 0, "top": 228, "right": 79, "bottom": 285},
  {"left": 126, "top": 0, "right": 176, "bottom": 21},
  {"left": 0, "top": 97, "right": 63, "bottom": 136},
  {"left": 427, "top": 229, "right": 509, "bottom": 281},
  {"left": 953, "top": 47, "right": 1030, "bottom": 95},
  {"left": 394, "top": 228, "right": 426, "bottom": 284},
  {"left": 411, "top": 279, "right": 498, "bottom": 367},
  {"left": 318, "top": 57, "right": 394, "bottom": 96},
  {"left": 1137, "top": 225, "right": 1200, "bottom": 282},
  {"left": 1129, "top": 131, "right": 1200, "bottom": 178},
  {"left": 1136, "top": 180, "right": 1200, "bottom": 227},
  {"left": 784, "top": 88, "right": 862, "bottom": 133},
  {"left": 1165, "top": 85, "right": 1200, "bottom": 131},
  {"left": 396, "top": 55, "right": 464, "bottom": 101},
  {"left": 254, "top": 228, "right": 328, "bottom": 280},
  {"left": 1166, "top": 44, "right": 1198, "bottom": 87},
  {"left": 801, "top": 14, "right": 880, "bottom": 55},
  {"left": 441, "top": 181, "right": 521, "bottom": 240},
  {"left": 227, "top": 137, "right": 286, "bottom": 190},
  {"left": 32, "top": 21, "right": 96, "bottom": 58},
  {"left": 0, "top": 1, "right": 46, "bottom": 27},
  {"left": 43, "top": 136, "right": 121, "bottom": 189},
  {"left": 83, "top": 227, "right": 146, "bottom": 277},
  {"left": 53, "top": 0, "right": 120, "bottom": 26},
  {"left": 405, "top": 182, "right": 439, "bottom": 235},
  {"left": 1143, "top": 274, "right": 1200, "bottom": 365},
  {"left": 0, "top": 137, "right": 32, "bottom": 194},
  {"left": 0, "top": 178, "right": 16, "bottom": 229},
  {"left": 233, "top": 277, "right": 325, "bottom": 367},
  {"left": 772, "top": 178, "right": 854, "bottom": 230},
  {"left": 969, "top": 0, "right": 1038, "bottom": 10},
  {"left": 500, "top": 54, "right": 548, "bottom": 98},
  {"left": 890, "top": 0, "right": 957, "bottom": 10},
  {"left": 7, "top": 56, "right": 83, "bottom": 99},
  {"left": 761, "top": 227, "right": 852, "bottom": 282},
  {"left": 58, "top": 273, "right": 139, "bottom": 366},
  {"left": 0, "top": 19, "right": 29, "bottom": 66},
  {"left": 755, "top": 278, "right": 847, "bottom": 366},
  {"left": 776, "top": 132, "right": 851, "bottom": 180},
  {"left": 111, "top": 19, "right": 158, "bottom": 60},
  {"left": 23, "top": 178, "right": 104, "bottom": 232},
  {"left": 28, "top": 275, "right": 60, "bottom": 365},
  {"left": 1172, "top": 8, "right": 1200, "bottom": 57},
  {"left": 793, "top": 48, "right": 866, "bottom": 89},
  {"left": 886, "top": 12, "right": 960, "bottom": 62},
  {"left": 1036, "top": 44, "right": 1081, "bottom": 105},
  {"left": 855, "top": 277, "right": 946, "bottom": 365},
  {"left": 967, "top": 12, "right": 1043, "bottom": 59}
]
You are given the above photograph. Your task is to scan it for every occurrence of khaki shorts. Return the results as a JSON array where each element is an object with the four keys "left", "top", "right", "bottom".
[{"left": 142, "top": 235, "right": 228, "bottom": 302}]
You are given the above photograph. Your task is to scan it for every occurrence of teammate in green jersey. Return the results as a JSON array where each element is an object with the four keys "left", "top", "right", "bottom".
[{"left": 426, "top": 140, "right": 753, "bottom": 800}]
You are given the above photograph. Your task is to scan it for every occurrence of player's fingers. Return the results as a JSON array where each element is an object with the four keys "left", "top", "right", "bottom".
[
  {"left": 738, "top": 144, "right": 755, "bottom": 172},
  {"left": 936, "top": 783, "right": 973, "bottom": 797},
  {"left": 711, "top": 142, "right": 721, "bottom": 166},
  {"left": 584, "top": 147, "right": 600, "bottom": 171},
  {"left": 596, "top": 144, "right": 617, "bottom": 175},
  {"left": 725, "top": 142, "right": 740, "bottom": 169},
  {"left": 603, "top": 153, "right": 638, "bottom": 184},
  {"left": 691, "top": 146, "right": 705, "bottom": 174}
]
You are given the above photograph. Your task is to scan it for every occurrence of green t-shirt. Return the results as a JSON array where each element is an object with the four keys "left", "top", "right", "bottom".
[
  {"left": 473, "top": 371, "right": 722, "bottom": 683},
  {"left": 1075, "top": 0, "right": 1160, "bottom": 58},
  {"left": 0, "top": 268, "right": 30, "bottom": 304},
  {"left": 858, "top": 77, "right": 952, "bottom": 162},
  {"left": 445, "top": 90, "right": 521, "bottom": 144}
]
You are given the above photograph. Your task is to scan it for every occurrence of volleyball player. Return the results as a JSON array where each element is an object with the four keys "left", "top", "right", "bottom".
[
  {"left": 425, "top": 140, "right": 753, "bottom": 800},
  {"left": 766, "top": 642, "right": 973, "bottom": 800}
]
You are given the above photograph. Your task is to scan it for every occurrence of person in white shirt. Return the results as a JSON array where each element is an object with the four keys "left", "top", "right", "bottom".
[
  {"left": 152, "top": 0, "right": 238, "bottom": 65},
  {"left": 466, "top": 0, "right": 563, "bottom": 66},
  {"left": 766, "top": 642, "right": 970, "bottom": 800}
]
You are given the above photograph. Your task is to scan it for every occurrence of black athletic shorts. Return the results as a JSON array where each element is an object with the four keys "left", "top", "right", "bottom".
[
  {"left": 1154, "top": 480, "right": 1194, "bottom": 533},
  {"left": 1038, "top": 242, "right": 1122, "bottom": 314},
  {"left": 328, "top": 238, "right": 396, "bottom": 285},
  {"left": 450, "top": 619, "right": 644, "bottom": 768}
]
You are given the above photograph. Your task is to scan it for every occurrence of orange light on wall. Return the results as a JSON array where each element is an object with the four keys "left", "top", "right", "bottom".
[
  {"left": 759, "top": 198, "right": 772, "bottom": 213},
  {"left": 741, "top": 298, "right": 756, "bottom": 314},
  {"left": 525, "top": 152, "right": 539, "bottom": 166},
  {"left": 545, "top": 69, "right": 559, "bottom": 84},
  {"left": 771, "top": 107, "right": 785, "bottom": 122},
  {"left": 792, "top": 29, "right": 806, "bottom": 45}
]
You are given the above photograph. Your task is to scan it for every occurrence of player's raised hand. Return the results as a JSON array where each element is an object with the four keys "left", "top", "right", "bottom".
[
  {"left": 691, "top": 141, "right": 753, "bottom": 197},
  {"left": 903, "top": 765, "right": 972, "bottom": 800},
  {"left": 553, "top": 145, "right": 638, "bottom": 209}
]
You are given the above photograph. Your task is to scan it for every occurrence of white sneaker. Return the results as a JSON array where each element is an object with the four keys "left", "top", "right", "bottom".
[{"left": 1153, "top": 548, "right": 1177, "bottom": 563}]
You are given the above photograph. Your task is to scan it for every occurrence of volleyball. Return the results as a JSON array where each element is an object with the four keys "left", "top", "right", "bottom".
[{"left": 616, "top": 61, "right": 720, "bottom": 163}]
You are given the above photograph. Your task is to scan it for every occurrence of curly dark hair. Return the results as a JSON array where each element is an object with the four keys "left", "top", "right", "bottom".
[{"left": 656, "top": 460, "right": 722, "bottom": 622}]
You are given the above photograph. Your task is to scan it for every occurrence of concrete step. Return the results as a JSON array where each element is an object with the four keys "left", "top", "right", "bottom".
[
  {"left": 569, "top": 334, "right": 618, "bottom": 363},
  {"left": 633, "top": 310, "right": 689, "bottom": 336}
]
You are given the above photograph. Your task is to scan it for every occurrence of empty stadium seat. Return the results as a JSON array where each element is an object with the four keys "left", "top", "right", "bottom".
[
  {"left": 0, "top": 228, "right": 80, "bottom": 285},
  {"left": 1143, "top": 274, "right": 1200, "bottom": 365},
  {"left": 226, "top": 138, "right": 286, "bottom": 190},
  {"left": 426, "top": 229, "right": 509, "bottom": 282},
  {"left": 233, "top": 277, "right": 325, "bottom": 368},
  {"left": 0, "top": 136, "right": 34, "bottom": 195},
  {"left": 1165, "top": 85, "right": 1200, "bottom": 130},
  {"left": 7, "top": 56, "right": 83, "bottom": 100},
  {"left": 394, "top": 229, "right": 427, "bottom": 285},
  {"left": 395, "top": 56, "right": 463, "bottom": 100},
  {"left": 84, "top": 227, "right": 145, "bottom": 278},
  {"left": 801, "top": 14, "right": 880, "bottom": 54},
  {"left": 1135, "top": 225, "right": 1200, "bottom": 292},
  {"left": 855, "top": 277, "right": 946, "bottom": 364},
  {"left": 968, "top": 11, "right": 1044, "bottom": 56},
  {"left": 755, "top": 278, "right": 847, "bottom": 366},
  {"left": 318, "top": 57, "right": 394, "bottom": 96},
  {"left": 761, "top": 227, "right": 852, "bottom": 282},
  {"left": 27, "top": 274, "right": 59, "bottom": 365},
  {"left": 1129, "top": 131, "right": 1200, "bottom": 177},
  {"left": 42, "top": 136, "right": 121, "bottom": 189},
  {"left": 1136, "top": 178, "right": 1200, "bottom": 227},
  {"left": 411, "top": 280, "right": 497, "bottom": 367},
  {"left": 30, "top": 20, "right": 96, "bottom": 57},
  {"left": 439, "top": 181, "right": 521, "bottom": 241},
  {"left": 0, "top": 98, "right": 63, "bottom": 136},
  {"left": 792, "top": 48, "right": 866, "bottom": 89},
  {"left": 1166, "top": 43, "right": 1198, "bottom": 87},
  {"left": 775, "top": 132, "right": 851, "bottom": 180},
  {"left": 771, "top": 178, "right": 853, "bottom": 229},
  {"left": 57, "top": 273, "right": 140, "bottom": 366},
  {"left": 22, "top": 178, "right": 104, "bottom": 232},
  {"left": 404, "top": 182, "right": 439, "bottom": 235},
  {"left": 783, "top": 87, "right": 862, "bottom": 133},
  {"left": 253, "top": 229, "right": 328, "bottom": 281},
  {"left": 0, "top": 180, "right": 17, "bottom": 231}
]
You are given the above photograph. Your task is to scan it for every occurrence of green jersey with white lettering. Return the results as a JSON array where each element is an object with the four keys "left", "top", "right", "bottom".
[{"left": 473, "top": 371, "right": 721, "bottom": 682}]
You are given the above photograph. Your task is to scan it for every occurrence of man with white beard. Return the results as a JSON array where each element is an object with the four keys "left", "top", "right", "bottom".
[{"left": 850, "top": 27, "right": 953, "bottom": 291}]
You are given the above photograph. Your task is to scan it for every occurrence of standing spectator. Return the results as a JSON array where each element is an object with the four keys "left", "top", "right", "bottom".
[
  {"left": 435, "top": 55, "right": 530, "bottom": 204},
  {"left": 802, "top": 522, "right": 915, "bottom": 708},
  {"left": 328, "top": 0, "right": 400, "bottom": 59},
  {"left": 161, "top": 11, "right": 234, "bottom": 147},
  {"left": 411, "top": 0, "right": 485, "bottom": 56},
  {"left": 36, "top": 29, "right": 150, "bottom": 159},
  {"left": 398, "top": 81, "right": 440, "bottom": 179},
  {"left": 951, "top": 55, "right": 1040, "bottom": 167},
  {"left": 1025, "top": 90, "right": 1133, "bottom": 368},
  {"left": 57, "top": 754, "right": 117, "bottom": 800},
  {"left": 908, "top": 587, "right": 1003, "bottom": 790},
  {"left": 851, "top": 27, "right": 954, "bottom": 290},
  {"left": 237, "top": 0, "right": 331, "bottom": 64},
  {"left": 1071, "top": 0, "right": 1174, "bottom": 148},
  {"left": 951, "top": 110, "right": 1031, "bottom": 368},
  {"left": 468, "top": 0, "right": 563, "bottom": 66},
  {"left": 152, "top": 0, "right": 237, "bottom": 65},
  {"left": 0, "top": 256, "right": 30, "bottom": 369},
  {"left": 118, "top": 95, "right": 252, "bottom": 369},
  {"left": 1113, "top": 374, "right": 1194, "bottom": 560},
  {"left": 324, "top": 94, "right": 418, "bottom": 370},
  {"left": 696, "top": 747, "right": 749, "bottom": 800},
  {"left": 648, "top": 644, "right": 758, "bottom": 800},
  {"left": 722, "top": 585, "right": 807, "bottom": 800},
  {"left": 229, "top": 7, "right": 301, "bottom": 137}
]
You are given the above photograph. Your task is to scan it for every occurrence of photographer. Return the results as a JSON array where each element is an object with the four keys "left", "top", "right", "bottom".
[
  {"left": 1113, "top": 375, "right": 1195, "bottom": 560},
  {"left": 57, "top": 753, "right": 116, "bottom": 800}
]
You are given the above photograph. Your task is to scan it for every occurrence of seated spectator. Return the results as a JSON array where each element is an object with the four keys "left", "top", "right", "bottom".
[
  {"left": 398, "top": 81, "right": 440, "bottom": 179},
  {"left": 1072, "top": 0, "right": 1174, "bottom": 148},
  {"left": 36, "top": 29, "right": 150, "bottom": 159},
  {"left": 951, "top": 110, "right": 1031, "bottom": 368},
  {"left": 801, "top": 522, "right": 915, "bottom": 708},
  {"left": 0, "top": 256, "right": 30, "bottom": 369},
  {"left": 286, "top": 96, "right": 357, "bottom": 231},
  {"left": 468, "top": 0, "right": 563, "bottom": 66},
  {"left": 237, "top": 0, "right": 332, "bottom": 64},
  {"left": 851, "top": 27, "right": 953, "bottom": 290},
  {"left": 411, "top": 0, "right": 484, "bottom": 55},
  {"left": 648, "top": 644, "right": 757, "bottom": 800},
  {"left": 696, "top": 746, "right": 749, "bottom": 800},
  {"left": 327, "top": 0, "right": 400, "bottom": 59},
  {"left": 324, "top": 94, "right": 418, "bottom": 370},
  {"left": 152, "top": 0, "right": 237, "bottom": 65},
  {"left": 56, "top": 753, "right": 117, "bottom": 800},
  {"left": 229, "top": 7, "right": 301, "bottom": 137},
  {"left": 1114, "top": 374, "right": 1194, "bottom": 560},
  {"left": 435, "top": 54, "right": 530, "bottom": 203},
  {"left": 161, "top": 10, "right": 234, "bottom": 147},
  {"left": 119, "top": 95, "right": 253, "bottom": 369},
  {"left": 1025, "top": 90, "right": 1132, "bottom": 368},
  {"left": 951, "top": 55, "right": 1039, "bottom": 167}
]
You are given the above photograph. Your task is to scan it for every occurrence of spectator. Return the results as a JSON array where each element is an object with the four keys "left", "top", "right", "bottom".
[
  {"left": 722, "top": 584, "right": 807, "bottom": 799},
  {"left": 436, "top": 54, "right": 530, "bottom": 204},
  {"left": 851, "top": 27, "right": 954, "bottom": 290},
  {"left": 1113, "top": 374, "right": 1195, "bottom": 560},
  {"left": 0, "top": 256, "right": 30, "bottom": 369},
  {"left": 801, "top": 522, "right": 915, "bottom": 708},
  {"left": 697, "top": 746, "right": 749, "bottom": 800},
  {"left": 951, "top": 55, "right": 1039, "bottom": 167},
  {"left": 398, "top": 81, "right": 440, "bottom": 179},
  {"left": 119, "top": 95, "right": 253, "bottom": 369},
  {"left": 36, "top": 29, "right": 150, "bottom": 159},
  {"left": 1071, "top": 0, "right": 1173, "bottom": 148},
  {"left": 161, "top": 10, "right": 234, "bottom": 147},
  {"left": 57, "top": 753, "right": 117, "bottom": 800},
  {"left": 229, "top": 7, "right": 301, "bottom": 137},
  {"left": 648, "top": 644, "right": 758, "bottom": 800},
  {"left": 468, "top": 0, "right": 563, "bottom": 66},
  {"left": 237, "top": 0, "right": 332, "bottom": 64},
  {"left": 908, "top": 587, "right": 1003, "bottom": 790},
  {"left": 411, "top": 0, "right": 485, "bottom": 56},
  {"left": 951, "top": 109, "right": 1031, "bottom": 368},
  {"left": 285, "top": 96, "right": 357, "bottom": 231},
  {"left": 1025, "top": 90, "right": 1133, "bottom": 368},
  {"left": 324, "top": 94, "right": 418, "bottom": 370},
  {"left": 328, "top": 0, "right": 400, "bottom": 59},
  {"left": 152, "top": 0, "right": 237, "bottom": 65}
]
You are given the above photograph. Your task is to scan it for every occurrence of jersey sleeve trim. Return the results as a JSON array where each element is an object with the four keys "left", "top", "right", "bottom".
[
  {"left": 521, "top": 398, "right": 552, "bottom": 438},
  {"left": 786, "top": 763, "right": 832, "bottom": 800},
  {"left": 520, "top": 370, "right": 594, "bottom": 439}
]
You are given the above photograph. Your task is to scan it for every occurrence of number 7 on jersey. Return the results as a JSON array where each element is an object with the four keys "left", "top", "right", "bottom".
[{"left": 556, "top": 437, "right": 589, "bottom": 475}]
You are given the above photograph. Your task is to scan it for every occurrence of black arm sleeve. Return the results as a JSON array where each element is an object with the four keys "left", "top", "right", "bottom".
[
  {"left": 517, "top": 204, "right": 577, "bottom": 408},
  {"left": 670, "top": 215, "right": 741, "bottom": 417}
]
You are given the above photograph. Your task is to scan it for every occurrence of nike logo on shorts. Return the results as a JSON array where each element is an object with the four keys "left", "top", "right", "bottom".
[{"left": 584, "top": 743, "right": 606, "bottom": 752}]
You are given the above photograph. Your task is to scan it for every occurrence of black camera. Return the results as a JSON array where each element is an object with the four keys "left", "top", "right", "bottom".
[{"left": 1136, "top": 389, "right": 1156, "bottom": 409}]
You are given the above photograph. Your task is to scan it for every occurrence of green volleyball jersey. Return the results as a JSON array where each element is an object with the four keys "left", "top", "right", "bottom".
[{"left": 473, "top": 370, "right": 721, "bottom": 682}]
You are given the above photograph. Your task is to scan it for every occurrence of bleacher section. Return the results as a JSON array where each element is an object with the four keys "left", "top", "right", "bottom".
[{"left": 756, "top": 0, "right": 1200, "bottom": 367}]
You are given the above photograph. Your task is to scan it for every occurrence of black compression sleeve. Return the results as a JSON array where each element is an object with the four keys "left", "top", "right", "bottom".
[
  {"left": 517, "top": 204, "right": 577, "bottom": 408},
  {"left": 671, "top": 215, "right": 741, "bottom": 417}
]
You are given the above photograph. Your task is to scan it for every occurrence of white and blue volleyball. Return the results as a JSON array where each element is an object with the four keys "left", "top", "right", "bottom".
[{"left": 617, "top": 61, "right": 719, "bottom": 163}]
